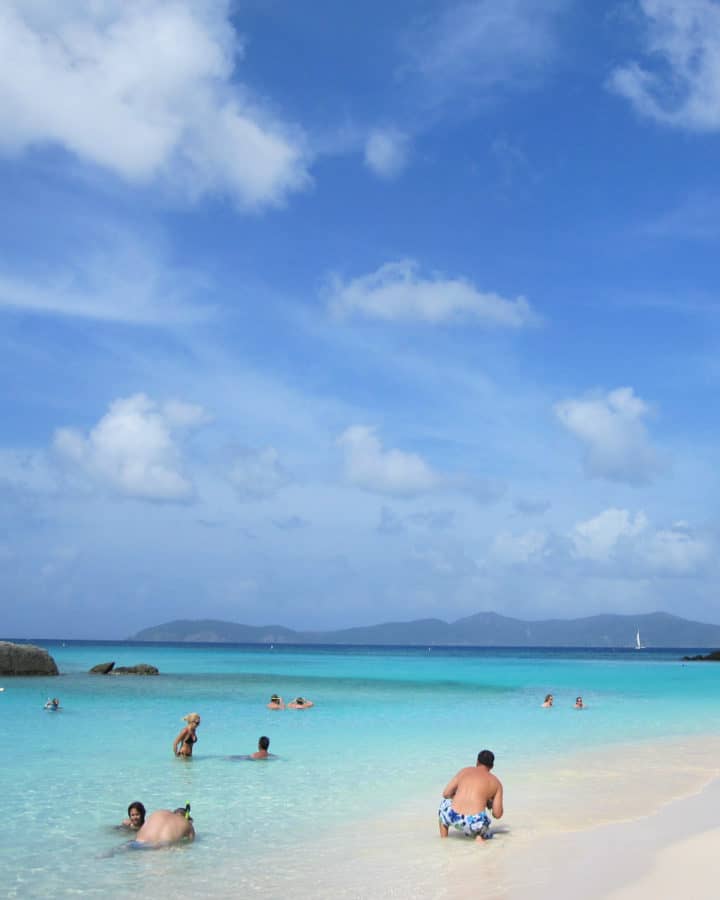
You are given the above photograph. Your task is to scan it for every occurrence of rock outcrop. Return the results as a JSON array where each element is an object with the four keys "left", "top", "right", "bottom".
[
  {"left": 0, "top": 641, "right": 59, "bottom": 676},
  {"left": 112, "top": 664, "right": 159, "bottom": 675},
  {"left": 682, "top": 650, "right": 720, "bottom": 661},
  {"left": 89, "top": 661, "right": 159, "bottom": 675},
  {"left": 89, "top": 661, "right": 115, "bottom": 674}
]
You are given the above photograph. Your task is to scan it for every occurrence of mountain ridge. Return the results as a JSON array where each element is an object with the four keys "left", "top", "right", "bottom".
[{"left": 130, "top": 611, "right": 720, "bottom": 648}]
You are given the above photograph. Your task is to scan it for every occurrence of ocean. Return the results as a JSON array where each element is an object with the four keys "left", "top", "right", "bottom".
[{"left": 3, "top": 641, "right": 720, "bottom": 899}]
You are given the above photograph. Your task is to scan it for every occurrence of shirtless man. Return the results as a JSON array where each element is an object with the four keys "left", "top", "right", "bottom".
[
  {"left": 438, "top": 749, "right": 504, "bottom": 842},
  {"left": 133, "top": 808, "right": 195, "bottom": 847},
  {"left": 251, "top": 736, "right": 271, "bottom": 759}
]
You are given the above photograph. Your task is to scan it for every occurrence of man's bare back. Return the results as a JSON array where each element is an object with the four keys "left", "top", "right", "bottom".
[
  {"left": 134, "top": 809, "right": 195, "bottom": 847},
  {"left": 442, "top": 765, "right": 502, "bottom": 816}
]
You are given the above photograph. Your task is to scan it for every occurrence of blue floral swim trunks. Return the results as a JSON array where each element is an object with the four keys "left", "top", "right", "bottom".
[{"left": 438, "top": 797, "right": 491, "bottom": 838}]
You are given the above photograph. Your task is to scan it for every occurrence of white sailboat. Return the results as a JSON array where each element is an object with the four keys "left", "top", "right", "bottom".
[{"left": 635, "top": 628, "right": 645, "bottom": 650}]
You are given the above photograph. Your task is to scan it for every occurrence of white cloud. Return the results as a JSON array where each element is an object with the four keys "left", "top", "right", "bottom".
[
  {"left": 228, "top": 447, "right": 288, "bottom": 500},
  {"left": 54, "top": 394, "right": 207, "bottom": 500},
  {"left": 364, "top": 128, "right": 410, "bottom": 179},
  {"left": 0, "top": 238, "right": 211, "bottom": 324},
  {"left": 338, "top": 426, "right": 441, "bottom": 496},
  {"left": 572, "top": 508, "right": 648, "bottom": 562},
  {"left": 555, "top": 387, "right": 661, "bottom": 484},
  {"left": 0, "top": 1, "right": 310, "bottom": 208},
  {"left": 609, "top": 0, "right": 720, "bottom": 132},
  {"left": 328, "top": 260, "right": 535, "bottom": 326},
  {"left": 403, "top": 0, "right": 567, "bottom": 101}
]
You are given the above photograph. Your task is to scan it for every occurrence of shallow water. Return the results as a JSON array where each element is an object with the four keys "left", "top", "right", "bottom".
[{"left": 2, "top": 641, "right": 719, "bottom": 898}]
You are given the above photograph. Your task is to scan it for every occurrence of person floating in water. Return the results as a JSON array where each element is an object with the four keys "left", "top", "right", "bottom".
[
  {"left": 438, "top": 749, "right": 504, "bottom": 843},
  {"left": 288, "top": 696, "right": 313, "bottom": 709},
  {"left": 251, "top": 736, "right": 272, "bottom": 759},
  {"left": 173, "top": 712, "right": 200, "bottom": 757},
  {"left": 574, "top": 696, "right": 585, "bottom": 709},
  {"left": 121, "top": 801, "right": 146, "bottom": 831},
  {"left": 132, "top": 806, "right": 194, "bottom": 848},
  {"left": 541, "top": 694, "right": 553, "bottom": 708},
  {"left": 267, "top": 694, "right": 284, "bottom": 710},
  {"left": 44, "top": 697, "right": 60, "bottom": 710}
]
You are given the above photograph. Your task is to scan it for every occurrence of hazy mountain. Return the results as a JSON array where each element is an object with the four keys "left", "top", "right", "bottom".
[{"left": 130, "top": 611, "right": 720, "bottom": 648}]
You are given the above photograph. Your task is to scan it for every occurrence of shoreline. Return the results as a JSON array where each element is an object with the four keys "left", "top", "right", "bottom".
[{"left": 191, "top": 731, "right": 720, "bottom": 899}]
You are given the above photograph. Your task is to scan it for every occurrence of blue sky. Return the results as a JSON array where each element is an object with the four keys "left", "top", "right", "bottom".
[{"left": 1, "top": 0, "right": 719, "bottom": 638}]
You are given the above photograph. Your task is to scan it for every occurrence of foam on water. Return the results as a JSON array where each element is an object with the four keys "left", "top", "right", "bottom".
[{"left": 2, "top": 641, "right": 720, "bottom": 898}]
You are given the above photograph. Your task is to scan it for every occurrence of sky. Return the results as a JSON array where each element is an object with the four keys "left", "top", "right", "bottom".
[{"left": 1, "top": 0, "right": 719, "bottom": 639}]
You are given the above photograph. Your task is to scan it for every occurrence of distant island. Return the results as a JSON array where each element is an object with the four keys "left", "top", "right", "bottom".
[{"left": 130, "top": 611, "right": 720, "bottom": 648}]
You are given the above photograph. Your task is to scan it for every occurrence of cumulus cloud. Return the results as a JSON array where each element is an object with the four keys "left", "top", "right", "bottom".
[
  {"left": 0, "top": 1, "right": 310, "bottom": 208},
  {"left": 555, "top": 387, "right": 662, "bottom": 484},
  {"left": 571, "top": 509, "right": 710, "bottom": 574},
  {"left": 228, "top": 447, "right": 288, "bottom": 500},
  {"left": 328, "top": 260, "right": 535, "bottom": 326},
  {"left": 364, "top": 128, "right": 410, "bottom": 178},
  {"left": 54, "top": 394, "right": 207, "bottom": 500},
  {"left": 338, "top": 426, "right": 441, "bottom": 496},
  {"left": 572, "top": 508, "right": 648, "bottom": 562},
  {"left": 609, "top": 0, "right": 720, "bottom": 132}
]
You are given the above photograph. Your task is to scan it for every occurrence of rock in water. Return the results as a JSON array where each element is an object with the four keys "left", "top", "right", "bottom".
[
  {"left": 89, "top": 661, "right": 115, "bottom": 674},
  {"left": 0, "top": 642, "right": 59, "bottom": 676},
  {"left": 112, "top": 664, "right": 159, "bottom": 675}
]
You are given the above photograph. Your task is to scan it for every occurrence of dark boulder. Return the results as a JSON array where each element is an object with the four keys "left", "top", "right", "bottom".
[
  {"left": 112, "top": 664, "right": 159, "bottom": 675},
  {"left": 89, "top": 661, "right": 115, "bottom": 674},
  {"left": 0, "top": 641, "right": 59, "bottom": 676}
]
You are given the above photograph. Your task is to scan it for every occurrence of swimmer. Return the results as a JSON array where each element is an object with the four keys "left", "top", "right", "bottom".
[
  {"left": 251, "top": 736, "right": 272, "bottom": 759},
  {"left": 121, "top": 801, "right": 146, "bottom": 831},
  {"left": 574, "top": 696, "right": 585, "bottom": 709},
  {"left": 288, "top": 697, "right": 313, "bottom": 709},
  {"left": 132, "top": 807, "right": 194, "bottom": 848},
  {"left": 267, "top": 694, "right": 284, "bottom": 710},
  {"left": 44, "top": 697, "right": 60, "bottom": 710},
  {"left": 173, "top": 712, "right": 201, "bottom": 757},
  {"left": 541, "top": 694, "right": 553, "bottom": 708}
]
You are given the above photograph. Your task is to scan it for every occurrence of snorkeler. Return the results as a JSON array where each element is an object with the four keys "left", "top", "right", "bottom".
[
  {"left": 288, "top": 697, "right": 313, "bottom": 709},
  {"left": 132, "top": 806, "right": 194, "bottom": 847}
]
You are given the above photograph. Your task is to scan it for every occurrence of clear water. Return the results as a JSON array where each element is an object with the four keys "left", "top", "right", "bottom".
[{"left": 2, "top": 641, "right": 719, "bottom": 898}]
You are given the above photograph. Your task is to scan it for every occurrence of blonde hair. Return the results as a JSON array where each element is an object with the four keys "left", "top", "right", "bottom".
[{"left": 183, "top": 712, "right": 201, "bottom": 724}]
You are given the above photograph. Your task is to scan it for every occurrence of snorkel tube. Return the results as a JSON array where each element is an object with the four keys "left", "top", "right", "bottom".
[{"left": 185, "top": 802, "right": 191, "bottom": 820}]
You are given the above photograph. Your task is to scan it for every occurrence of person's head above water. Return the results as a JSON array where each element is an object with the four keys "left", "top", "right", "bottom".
[
  {"left": 258, "top": 735, "right": 270, "bottom": 751},
  {"left": 476, "top": 749, "right": 495, "bottom": 769},
  {"left": 269, "top": 695, "right": 281, "bottom": 703},
  {"left": 127, "top": 801, "right": 146, "bottom": 828},
  {"left": 294, "top": 697, "right": 305, "bottom": 705},
  {"left": 183, "top": 712, "right": 201, "bottom": 726}
]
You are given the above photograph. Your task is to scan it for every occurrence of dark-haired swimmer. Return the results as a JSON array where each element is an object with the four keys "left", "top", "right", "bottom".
[
  {"left": 251, "top": 736, "right": 271, "bottom": 759},
  {"left": 541, "top": 694, "right": 553, "bottom": 708},
  {"left": 121, "top": 801, "right": 146, "bottom": 831},
  {"left": 288, "top": 697, "right": 313, "bottom": 709},
  {"left": 267, "top": 694, "right": 284, "bottom": 710},
  {"left": 574, "top": 696, "right": 585, "bottom": 709},
  {"left": 132, "top": 808, "right": 194, "bottom": 848}
]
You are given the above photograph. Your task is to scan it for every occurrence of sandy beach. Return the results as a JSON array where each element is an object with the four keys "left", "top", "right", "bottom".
[{"left": 227, "top": 734, "right": 720, "bottom": 900}]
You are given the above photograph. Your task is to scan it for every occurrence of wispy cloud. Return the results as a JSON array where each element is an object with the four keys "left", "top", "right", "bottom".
[
  {"left": 402, "top": 0, "right": 567, "bottom": 104},
  {"left": 555, "top": 387, "right": 662, "bottom": 485},
  {"left": 228, "top": 447, "right": 289, "bottom": 501},
  {"left": 0, "top": 238, "right": 212, "bottom": 324},
  {"left": 327, "top": 260, "right": 536, "bottom": 326},
  {"left": 609, "top": 0, "right": 720, "bottom": 132},
  {"left": 338, "top": 425, "right": 441, "bottom": 497},
  {"left": 0, "top": 1, "right": 310, "bottom": 208},
  {"left": 364, "top": 128, "right": 410, "bottom": 179}
]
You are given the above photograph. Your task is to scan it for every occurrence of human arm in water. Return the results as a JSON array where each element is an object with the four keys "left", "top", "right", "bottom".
[{"left": 173, "top": 727, "right": 190, "bottom": 756}]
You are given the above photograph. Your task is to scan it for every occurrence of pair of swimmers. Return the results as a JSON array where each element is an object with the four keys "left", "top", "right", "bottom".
[
  {"left": 267, "top": 694, "right": 313, "bottom": 710},
  {"left": 120, "top": 803, "right": 194, "bottom": 848},
  {"left": 542, "top": 694, "right": 585, "bottom": 708}
]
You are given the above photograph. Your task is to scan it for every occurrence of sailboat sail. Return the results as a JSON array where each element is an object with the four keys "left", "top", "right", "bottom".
[{"left": 635, "top": 628, "right": 644, "bottom": 650}]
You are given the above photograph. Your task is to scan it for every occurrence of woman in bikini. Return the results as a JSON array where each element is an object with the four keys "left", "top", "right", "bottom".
[{"left": 173, "top": 712, "right": 201, "bottom": 757}]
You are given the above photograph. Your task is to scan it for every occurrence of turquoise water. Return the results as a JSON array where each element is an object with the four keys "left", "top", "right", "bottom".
[{"left": 3, "top": 641, "right": 720, "bottom": 898}]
